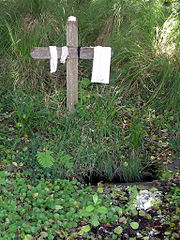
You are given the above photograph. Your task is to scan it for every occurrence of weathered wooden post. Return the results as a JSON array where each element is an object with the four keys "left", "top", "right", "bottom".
[
  {"left": 66, "top": 16, "right": 78, "bottom": 114},
  {"left": 30, "top": 16, "right": 113, "bottom": 114}
]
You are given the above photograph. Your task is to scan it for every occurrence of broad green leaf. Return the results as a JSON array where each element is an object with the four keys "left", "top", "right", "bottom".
[
  {"left": 12, "top": 162, "right": 18, "bottom": 167},
  {"left": 86, "top": 205, "right": 95, "bottom": 212},
  {"left": 40, "top": 232, "right": 48, "bottom": 238},
  {"left": 129, "top": 205, "right": 138, "bottom": 216},
  {"left": 55, "top": 205, "right": 63, "bottom": 210},
  {"left": 79, "top": 209, "right": 91, "bottom": 217},
  {"left": 115, "top": 206, "right": 123, "bottom": 216},
  {"left": 130, "top": 222, "right": 139, "bottom": 230},
  {"left": 81, "top": 225, "right": 91, "bottom": 233},
  {"left": 91, "top": 216, "right": 100, "bottom": 227},
  {"left": 96, "top": 206, "right": 108, "bottom": 214},
  {"left": 139, "top": 210, "right": 146, "bottom": 217},
  {"left": 97, "top": 187, "right": 103, "bottom": 193},
  {"left": 133, "top": 199, "right": 140, "bottom": 205},
  {"left": 23, "top": 235, "right": 33, "bottom": 240},
  {"left": 150, "top": 187, "right": 158, "bottom": 192},
  {"left": 0, "top": 179, "right": 6, "bottom": 185},
  {"left": 93, "top": 194, "right": 98, "bottom": 205},
  {"left": 114, "top": 226, "right": 123, "bottom": 235},
  {"left": 32, "top": 192, "right": 38, "bottom": 198},
  {"left": 54, "top": 213, "right": 60, "bottom": 219}
]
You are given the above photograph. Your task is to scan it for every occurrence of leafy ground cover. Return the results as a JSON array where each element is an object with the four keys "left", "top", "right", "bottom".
[{"left": 0, "top": 169, "right": 179, "bottom": 240}]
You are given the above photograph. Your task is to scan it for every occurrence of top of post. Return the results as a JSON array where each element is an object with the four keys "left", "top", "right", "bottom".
[{"left": 68, "top": 16, "right": 77, "bottom": 22}]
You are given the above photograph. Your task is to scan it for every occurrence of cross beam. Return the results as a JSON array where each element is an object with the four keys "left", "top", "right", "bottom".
[
  {"left": 31, "top": 47, "right": 96, "bottom": 60},
  {"left": 31, "top": 16, "right": 113, "bottom": 114}
]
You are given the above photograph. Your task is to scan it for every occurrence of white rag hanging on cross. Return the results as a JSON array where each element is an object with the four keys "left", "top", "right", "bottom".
[
  {"left": 49, "top": 46, "right": 69, "bottom": 73},
  {"left": 49, "top": 45, "right": 111, "bottom": 84},
  {"left": 91, "top": 46, "right": 111, "bottom": 84}
]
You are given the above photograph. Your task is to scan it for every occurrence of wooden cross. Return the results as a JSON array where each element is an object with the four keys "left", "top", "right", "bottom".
[{"left": 31, "top": 16, "right": 113, "bottom": 114}]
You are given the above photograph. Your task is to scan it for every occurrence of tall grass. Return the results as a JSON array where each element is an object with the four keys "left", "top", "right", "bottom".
[
  {"left": 2, "top": 0, "right": 178, "bottom": 109},
  {"left": 112, "top": 0, "right": 180, "bottom": 118},
  {"left": 0, "top": 0, "right": 115, "bottom": 90},
  {"left": 0, "top": 0, "right": 179, "bottom": 182}
]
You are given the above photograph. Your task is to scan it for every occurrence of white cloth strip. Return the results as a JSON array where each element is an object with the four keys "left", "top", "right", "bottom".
[
  {"left": 60, "top": 46, "right": 69, "bottom": 64},
  {"left": 91, "top": 46, "right": 111, "bottom": 84},
  {"left": 49, "top": 46, "right": 58, "bottom": 73}
]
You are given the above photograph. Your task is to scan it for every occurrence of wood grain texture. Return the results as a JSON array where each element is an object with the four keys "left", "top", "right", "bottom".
[
  {"left": 31, "top": 47, "right": 113, "bottom": 59},
  {"left": 66, "top": 17, "right": 78, "bottom": 114}
]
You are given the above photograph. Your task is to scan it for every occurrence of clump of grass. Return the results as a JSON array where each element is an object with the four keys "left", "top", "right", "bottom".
[
  {"left": 111, "top": 0, "right": 180, "bottom": 116},
  {"left": 46, "top": 85, "right": 150, "bottom": 183}
]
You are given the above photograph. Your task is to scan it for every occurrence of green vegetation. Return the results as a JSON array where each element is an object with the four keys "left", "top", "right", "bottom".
[
  {"left": 0, "top": 171, "right": 115, "bottom": 239},
  {"left": 0, "top": 0, "right": 179, "bottom": 239},
  {"left": 0, "top": 171, "right": 179, "bottom": 239}
]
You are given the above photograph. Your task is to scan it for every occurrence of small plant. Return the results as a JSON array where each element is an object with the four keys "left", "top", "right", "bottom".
[
  {"left": 79, "top": 193, "right": 108, "bottom": 227},
  {"left": 79, "top": 192, "right": 120, "bottom": 228},
  {"left": 165, "top": 183, "right": 180, "bottom": 206},
  {"left": 36, "top": 150, "right": 74, "bottom": 178},
  {"left": 56, "top": 150, "right": 74, "bottom": 174},
  {"left": 124, "top": 185, "right": 139, "bottom": 215},
  {"left": 36, "top": 151, "right": 55, "bottom": 168}
]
